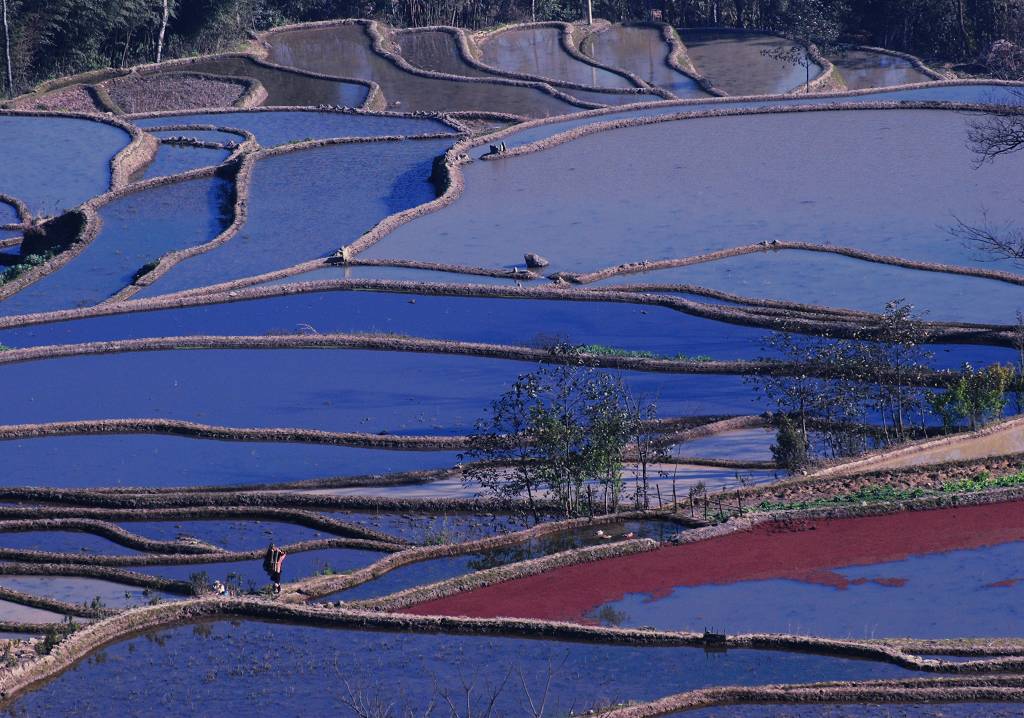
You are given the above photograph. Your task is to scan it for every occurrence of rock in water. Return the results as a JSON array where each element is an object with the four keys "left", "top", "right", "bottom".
[{"left": 524, "top": 253, "right": 549, "bottom": 269}]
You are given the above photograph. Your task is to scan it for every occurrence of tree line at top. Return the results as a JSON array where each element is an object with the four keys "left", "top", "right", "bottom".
[{"left": 1, "top": 0, "right": 1023, "bottom": 98}]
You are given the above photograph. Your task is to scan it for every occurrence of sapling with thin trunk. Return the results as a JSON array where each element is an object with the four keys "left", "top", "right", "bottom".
[{"left": 1, "top": 0, "right": 12, "bottom": 97}]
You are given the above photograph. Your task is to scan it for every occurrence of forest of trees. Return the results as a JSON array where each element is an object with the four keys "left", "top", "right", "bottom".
[{"left": 1, "top": 0, "right": 1023, "bottom": 97}]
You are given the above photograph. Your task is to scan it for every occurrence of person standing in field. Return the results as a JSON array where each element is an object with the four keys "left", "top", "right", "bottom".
[{"left": 263, "top": 544, "right": 287, "bottom": 595}]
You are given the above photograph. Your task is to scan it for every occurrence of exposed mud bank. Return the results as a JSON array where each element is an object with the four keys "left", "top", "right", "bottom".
[
  {"left": 810, "top": 415, "right": 1024, "bottom": 479},
  {"left": 0, "top": 586, "right": 114, "bottom": 619},
  {"left": 0, "top": 418, "right": 469, "bottom": 450},
  {"left": 348, "top": 538, "right": 659, "bottom": 611},
  {"left": 0, "top": 507, "right": 404, "bottom": 544},
  {"left": 0, "top": 518, "right": 221, "bottom": 555},
  {"left": 3, "top": 597, "right": 1024, "bottom": 708},
  {"left": 289, "top": 509, "right": 684, "bottom": 598},
  {"left": 100, "top": 71, "right": 266, "bottom": 114},
  {"left": 0, "top": 535, "right": 397, "bottom": 570},
  {"left": 0, "top": 194, "right": 30, "bottom": 226},
  {"left": 601, "top": 679, "right": 1024, "bottom": 718},
  {"left": 571, "top": 241, "right": 1024, "bottom": 289}
]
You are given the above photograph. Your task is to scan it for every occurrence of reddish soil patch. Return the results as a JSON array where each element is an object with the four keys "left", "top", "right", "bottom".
[
  {"left": 13, "top": 85, "right": 103, "bottom": 113},
  {"left": 985, "top": 578, "right": 1021, "bottom": 588},
  {"left": 406, "top": 500, "right": 1024, "bottom": 622},
  {"left": 800, "top": 570, "right": 908, "bottom": 589},
  {"left": 105, "top": 73, "right": 247, "bottom": 113}
]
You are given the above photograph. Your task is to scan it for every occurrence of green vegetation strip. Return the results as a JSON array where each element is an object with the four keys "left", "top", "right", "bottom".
[{"left": 754, "top": 469, "right": 1024, "bottom": 513}]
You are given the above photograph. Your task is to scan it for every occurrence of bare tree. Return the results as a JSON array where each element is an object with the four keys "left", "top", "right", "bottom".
[
  {"left": 155, "top": 0, "right": 171, "bottom": 63},
  {"left": 950, "top": 212, "right": 1024, "bottom": 264},
  {"left": 437, "top": 668, "right": 510, "bottom": 718},
  {"left": 1, "top": 0, "right": 12, "bottom": 98},
  {"left": 625, "top": 392, "right": 659, "bottom": 510},
  {"left": 966, "top": 98, "right": 1024, "bottom": 166},
  {"left": 761, "top": 0, "right": 845, "bottom": 92},
  {"left": 1014, "top": 310, "right": 1024, "bottom": 413},
  {"left": 517, "top": 655, "right": 561, "bottom": 718},
  {"left": 952, "top": 93, "right": 1024, "bottom": 264},
  {"left": 335, "top": 656, "right": 573, "bottom": 718}
]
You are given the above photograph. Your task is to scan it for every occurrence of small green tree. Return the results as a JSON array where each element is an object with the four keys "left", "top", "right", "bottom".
[
  {"left": 35, "top": 618, "right": 78, "bottom": 656},
  {"left": 771, "top": 414, "right": 810, "bottom": 473},
  {"left": 464, "top": 357, "right": 639, "bottom": 518},
  {"left": 929, "top": 363, "right": 1015, "bottom": 432}
]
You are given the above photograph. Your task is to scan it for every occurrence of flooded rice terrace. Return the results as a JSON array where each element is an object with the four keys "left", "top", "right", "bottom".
[{"left": 0, "top": 12, "right": 1023, "bottom": 716}]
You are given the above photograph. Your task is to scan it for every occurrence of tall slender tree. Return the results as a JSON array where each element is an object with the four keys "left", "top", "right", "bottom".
[
  {"left": 155, "top": 0, "right": 170, "bottom": 62},
  {"left": 1, "top": 0, "right": 12, "bottom": 98}
]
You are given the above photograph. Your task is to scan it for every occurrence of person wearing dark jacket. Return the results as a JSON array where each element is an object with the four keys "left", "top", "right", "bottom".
[{"left": 263, "top": 544, "right": 287, "bottom": 595}]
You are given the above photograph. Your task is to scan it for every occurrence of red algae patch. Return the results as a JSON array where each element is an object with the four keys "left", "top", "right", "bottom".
[
  {"left": 985, "top": 578, "right": 1022, "bottom": 589},
  {"left": 405, "top": 500, "right": 1024, "bottom": 621}
]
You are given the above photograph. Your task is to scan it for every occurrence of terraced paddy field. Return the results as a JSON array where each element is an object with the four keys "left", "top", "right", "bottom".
[
  {"left": 581, "top": 24, "right": 710, "bottom": 98},
  {"left": 830, "top": 49, "right": 934, "bottom": 90},
  {"left": 677, "top": 29, "right": 819, "bottom": 95},
  {"left": 265, "top": 22, "right": 585, "bottom": 116},
  {"left": 0, "top": 621, "right": 917, "bottom": 716},
  {"left": 477, "top": 25, "right": 637, "bottom": 88},
  {"left": 1, "top": 15, "right": 1024, "bottom": 716},
  {"left": 403, "top": 500, "right": 1024, "bottom": 632}
]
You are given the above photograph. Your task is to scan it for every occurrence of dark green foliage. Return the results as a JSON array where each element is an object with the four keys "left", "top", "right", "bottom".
[
  {"left": 35, "top": 619, "right": 79, "bottom": 656},
  {"left": 755, "top": 469, "right": 1024, "bottom": 513},
  {"left": 771, "top": 414, "right": 810, "bottom": 472},
  {"left": 132, "top": 259, "right": 160, "bottom": 283},
  {"left": 574, "top": 344, "right": 712, "bottom": 361},
  {"left": 0, "top": 250, "right": 54, "bottom": 285},
  {"left": 188, "top": 570, "right": 211, "bottom": 594},
  {"left": 463, "top": 349, "right": 649, "bottom": 518},
  {"left": 928, "top": 362, "right": 1016, "bottom": 431}
]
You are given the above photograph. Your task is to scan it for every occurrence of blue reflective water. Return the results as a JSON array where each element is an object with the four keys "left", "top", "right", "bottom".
[
  {"left": 0, "top": 434, "right": 462, "bottom": 488},
  {"left": 0, "top": 350, "right": 763, "bottom": 432},
  {"left": 672, "top": 427, "right": 775, "bottom": 461},
  {"left": 595, "top": 250, "right": 1024, "bottom": 325},
  {"left": 482, "top": 83, "right": 1023, "bottom": 156},
  {"left": 370, "top": 110, "right": 1023, "bottom": 280},
  {"left": 136, "top": 139, "right": 453, "bottom": 294},
  {"left": 0, "top": 575, "right": 173, "bottom": 608},
  {"left": 330, "top": 519, "right": 683, "bottom": 601},
  {"left": 141, "top": 145, "right": 232, "bottom": 180},
  {"left": 126, "top": 520, "right": 335, "bottom": 551},
  {"left": 0, "top": 620, "right": 911, "bottom": 717},
  {"left": 0, "top": 290, "right": 774, "bottom": 360},
  {"left": 0, "top": 531, "right": 140, "bottom": 556},
  {"left": 0, "top": 116, "right": 129, "bottom": 212},
  {"left": 134, "top": 111, "right": 455, "bottom": 147},
  {"left": 0, "top": 177, "right": 231, "bottom": 316},
  {"left": 588, "top": 541, "right": 1024, "bottom": 639},
  {"left": 479, "top": 26, "right": 635, "bottom": 89},
  {"left": 131, "top": 547, "right": 382, "bottom": 587}
]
